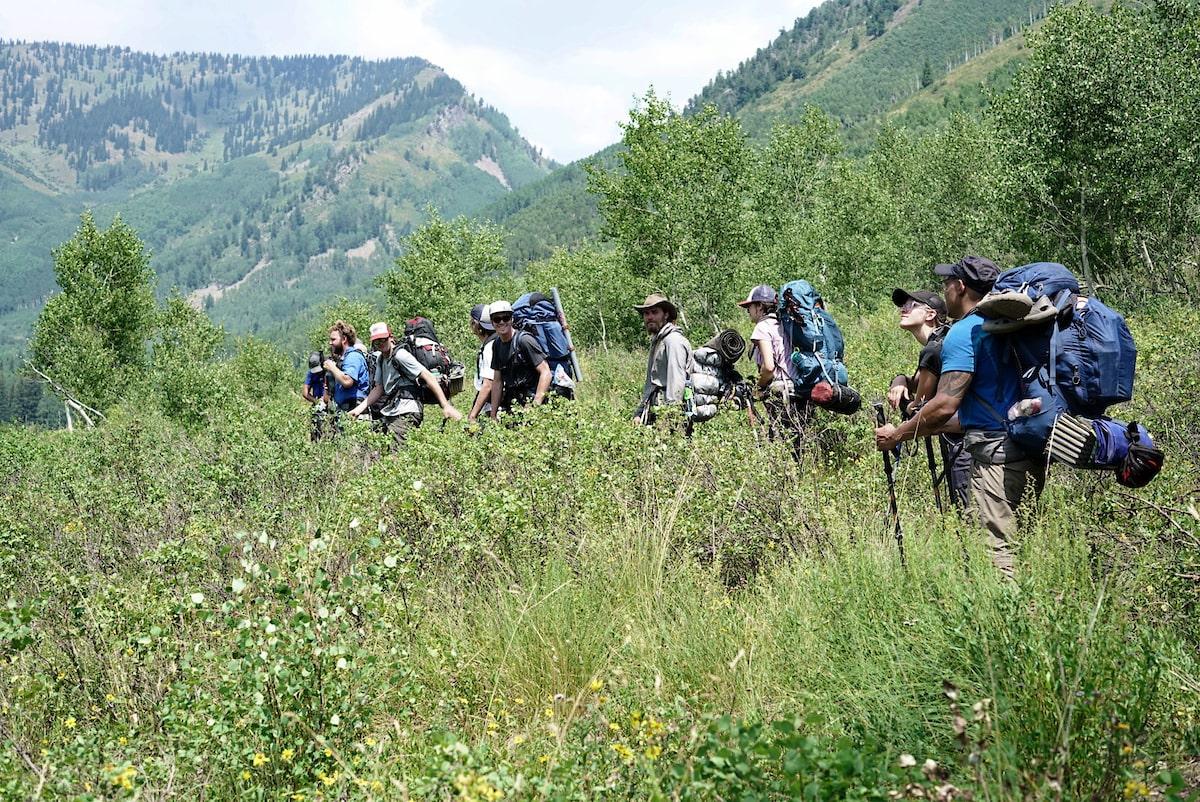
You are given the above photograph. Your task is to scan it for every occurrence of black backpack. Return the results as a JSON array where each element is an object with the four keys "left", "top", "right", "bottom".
[{"left": 400, "top": 317, "right": 464, "bottom": 404}]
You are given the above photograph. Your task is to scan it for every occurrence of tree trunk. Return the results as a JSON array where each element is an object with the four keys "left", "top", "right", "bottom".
[{"left": 1078, "top": 187, "right": 1097, "bottom": 300}]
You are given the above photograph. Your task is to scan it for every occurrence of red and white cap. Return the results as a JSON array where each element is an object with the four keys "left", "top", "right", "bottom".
[{"left": 368, "top": 321, "right": 391, "bottom": 342}]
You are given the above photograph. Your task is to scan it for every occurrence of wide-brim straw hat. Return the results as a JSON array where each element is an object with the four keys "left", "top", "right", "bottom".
[{"left": 633, "top": 293, "right": 678, "bottom": 320}]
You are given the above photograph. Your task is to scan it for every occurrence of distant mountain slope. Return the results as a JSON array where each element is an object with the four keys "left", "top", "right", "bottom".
[
  {"left": 488, "top": 0, "right": 1050, "bottom": 259},
  {"left": 0, "top": 41, "right": 554, "bottom": 354}
]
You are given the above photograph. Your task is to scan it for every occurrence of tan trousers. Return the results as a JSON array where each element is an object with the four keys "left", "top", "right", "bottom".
[{"left": 968, "top": 456, "right": 1045, "bottom": 577}]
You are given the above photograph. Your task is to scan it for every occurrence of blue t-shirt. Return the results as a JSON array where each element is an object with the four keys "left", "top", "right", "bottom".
[
  {"left": 939, "top": 311, "right": 1021, "bottom": 432},
  {"left": 305, "top": 371, "right": 326, "bottom": 400},
  {"left": 331, "top": 348, "right": 370, "bottom": 406}
]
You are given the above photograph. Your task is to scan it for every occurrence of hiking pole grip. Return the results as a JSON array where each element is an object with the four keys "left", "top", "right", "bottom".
[{"left": 551, "top": 287, "right": 583, "bottom": 383}]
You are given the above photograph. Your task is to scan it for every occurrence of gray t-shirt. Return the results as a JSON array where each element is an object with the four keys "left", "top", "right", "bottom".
[{"left": 374, "top": 347, "right": 424, "bottom": 418}]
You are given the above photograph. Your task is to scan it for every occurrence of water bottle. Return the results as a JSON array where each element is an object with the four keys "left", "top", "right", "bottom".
[{"left": 1006, "top": 397, "right": 1042, "bottom": 420}]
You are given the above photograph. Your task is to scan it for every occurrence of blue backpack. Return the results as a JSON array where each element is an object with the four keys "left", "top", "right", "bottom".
[
  {"left": 513, "top": 292, "right": 574, "bottom": 377},
  {"left": 777, "top": 280, "right": 849, "bottom": 392},
  {"left": 982, "top": 263, "right": 1137, "bottom": 453}
]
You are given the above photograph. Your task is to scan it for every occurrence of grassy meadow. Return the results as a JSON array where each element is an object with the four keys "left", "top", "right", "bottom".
[{"left": 1, "top": 302, "right": 1198, "bottom": 800}]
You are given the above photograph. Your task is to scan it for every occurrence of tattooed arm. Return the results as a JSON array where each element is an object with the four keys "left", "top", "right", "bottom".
[{"left": 875, "top": 370, "right": 971, "bottom": 451}]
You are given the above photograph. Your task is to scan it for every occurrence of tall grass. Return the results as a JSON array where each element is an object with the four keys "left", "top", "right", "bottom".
[{"left": 0, "top": 304, "right": 1197, "bottom": 799}]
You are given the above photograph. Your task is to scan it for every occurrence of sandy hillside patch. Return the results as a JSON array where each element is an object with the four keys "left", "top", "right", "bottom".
[{"left": 474, "top": 155, "right": 510, "bottom": 189}]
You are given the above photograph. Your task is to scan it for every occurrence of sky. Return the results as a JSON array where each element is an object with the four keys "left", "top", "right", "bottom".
[{"left": 0, "top": 0, "right": 817, "bottom": 162}]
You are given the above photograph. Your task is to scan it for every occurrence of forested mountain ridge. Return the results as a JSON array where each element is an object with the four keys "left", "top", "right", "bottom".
[
  {"left": 483, "top": 0, "right": 1055, "bottom": 263},
  {"left": 0, "top": 41, "right": 553, "bottom": 371}
]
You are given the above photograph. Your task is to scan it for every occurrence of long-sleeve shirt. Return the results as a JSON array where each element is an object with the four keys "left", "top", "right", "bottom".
[{"left": 638, "top": 323, "right": 695, "bottom": 416}]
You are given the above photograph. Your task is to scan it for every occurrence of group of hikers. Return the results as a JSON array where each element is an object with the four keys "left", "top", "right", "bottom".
[{"left": 302, "top": 257, "right": 1162, "bottom": 577}]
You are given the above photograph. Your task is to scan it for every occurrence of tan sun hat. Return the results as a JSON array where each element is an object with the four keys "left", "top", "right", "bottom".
[{"left": 633, "top": 293, "right": 678, "bottom": 321}]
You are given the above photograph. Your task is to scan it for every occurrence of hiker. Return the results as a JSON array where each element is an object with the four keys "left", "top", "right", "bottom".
[
  {"left": 303, "top": 351, "right": 331, "bottom": 441},
  {"left": 486, "top": 300, "right": 553, "bottom": 417},
  {"left": 633, "top": 294, "right": 695, "bottom": 425},
  {"left": 467, "top": 303, "right": 497, "bottom": 422},
  {"left": 348, "top": 322, "right": 462, "bottom": 445},
  {"left": 738, "top": 284, "right": 807, "bottom": 443},
  {"left": 323, "top": 320, "right": 370, "bottom": 414},
  {"left": 887, "top": 288, "right": 972, "bottom": 510},
  {"left": 874, "top": 257, "right": 1043, "bottom": 577}
]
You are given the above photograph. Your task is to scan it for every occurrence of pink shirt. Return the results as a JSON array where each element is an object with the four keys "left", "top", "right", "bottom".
[{"left": 750, "top": 316, "right": 786, "bottom": 381}]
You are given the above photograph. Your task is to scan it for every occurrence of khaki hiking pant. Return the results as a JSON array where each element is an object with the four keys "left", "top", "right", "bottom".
[
  {"left": 968, "top": 455, "right": 1045, "bottom": 578},
  {"left": 375, "top": 412, "right": 422, "bottom": 448}
]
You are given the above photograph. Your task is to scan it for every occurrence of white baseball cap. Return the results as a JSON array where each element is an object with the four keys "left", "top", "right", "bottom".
[
  {"left": 368, "top": 321, "right": 391, "bottom": 342},
  {"left": 489, "top": 300, "right": 513, "bottom": 316}
]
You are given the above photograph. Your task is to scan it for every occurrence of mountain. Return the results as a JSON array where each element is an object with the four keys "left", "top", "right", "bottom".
[
  {"left": 486, "top": 0, "right": 1050, "bottom": 261},
  {"left": 0, "top": 42, "right": 554, "bottom": 356}
]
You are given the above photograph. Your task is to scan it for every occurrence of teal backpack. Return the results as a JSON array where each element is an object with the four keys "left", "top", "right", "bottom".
[{"left": 777, "top": 279, "right": 849, "bottom": 393}]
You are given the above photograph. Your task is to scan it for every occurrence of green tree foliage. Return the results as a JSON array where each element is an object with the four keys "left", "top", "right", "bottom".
[
  {"left": 308, "top": 297, "right": 378, "bottom": 352},
  {"left": 29, "top": 212, "right": 156, "bottom": 409},
  {"left": 376, "top": 208, "right": 506, "bottom": 354},
  {"left": 150, "top": 292, "right": 227, "bottom": 428},
  {"left": 525, "top": 245, "right": 649, "bottom": 350},
  {"left": 992, "top": 0, "right": 1200, "bottom": 299},
  {"left": 588, "top": 93, "right": 760, "bottom": 329}
]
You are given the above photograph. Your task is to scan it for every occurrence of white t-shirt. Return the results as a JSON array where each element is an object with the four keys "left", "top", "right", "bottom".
[{"left": 475, "top": 336, "right": 496, "bottom": 392}]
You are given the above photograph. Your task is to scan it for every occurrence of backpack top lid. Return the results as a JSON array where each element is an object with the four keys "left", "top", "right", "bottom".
[
  {"left": 778, "top": 279, "right": 819, "bottom": 314},
  {"left": 991, "top": 262, "right": 1080, "bottom": 299},
  {"left": 404, "top": 317, "right": 439, "bottom": 342},
  {"left": 513, "top": 292, "right": 557, "bottom": 324}
]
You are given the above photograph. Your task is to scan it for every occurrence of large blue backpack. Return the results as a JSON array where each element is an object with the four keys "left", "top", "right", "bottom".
[
  {"left": 777, "top": 279, "right": 849, "bottom": 392},
  {"left": 981, "top": 263, "right": 1137, "bottom": 453},
  {"left": 512, "top": 292, "right": 574, "bottom": 378}
]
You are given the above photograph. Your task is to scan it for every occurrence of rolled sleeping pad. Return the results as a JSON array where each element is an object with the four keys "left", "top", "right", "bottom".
[
  {"left": 691, "top": 404, "right": 719, "bottom": 422},
  {"left": 704, "top": 329, "right": 746, "bottom": 366},
  {"left": 810, "top": 381, "right": 862, "bottom": 415},
  {"left": 692, "top": 392, "right": 720, "bottom": 406}
]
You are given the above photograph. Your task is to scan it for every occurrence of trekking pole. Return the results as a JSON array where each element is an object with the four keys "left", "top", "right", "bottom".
[
  {"left": 924, "top": 436, "right": 944, "bottom": 513},
  {"left": 873, "top": 402, "right": 906, "bottom": 568},
  {"left": 551, "top": 287, "right": 583, "bottom": 382}
]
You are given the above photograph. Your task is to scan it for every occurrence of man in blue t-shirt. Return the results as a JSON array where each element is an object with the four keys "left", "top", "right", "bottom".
[
  {"left": 323, "top": 320, "right": 371, "bottom": 413},
  {"left": 875, "top": 256, "right": 1045, "bottom": 577}
]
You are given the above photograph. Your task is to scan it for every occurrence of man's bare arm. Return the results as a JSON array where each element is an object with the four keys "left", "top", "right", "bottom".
[{"left": 893, "top": 371, "right": 971, "bottom": 442}]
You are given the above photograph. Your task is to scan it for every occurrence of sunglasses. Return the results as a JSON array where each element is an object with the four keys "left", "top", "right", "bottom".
[
  {"left": 900, "top": 300, "right": 927, "bottom": 313},
  {"left": 491, "top": 314, "right": 513, "bottom": 323}
]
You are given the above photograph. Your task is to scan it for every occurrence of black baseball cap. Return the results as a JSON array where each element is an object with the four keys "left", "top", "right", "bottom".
[
  {"left": 933, "top": 256, "right": 1000, "bottom": 295},
  {"left": 891, "top": 288, "right": 947, "bottom": 321}
]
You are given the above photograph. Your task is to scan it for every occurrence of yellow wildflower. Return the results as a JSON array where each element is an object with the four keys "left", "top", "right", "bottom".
[
  {"left": 109, "top": 765, "right": 137, "bottom": 790},
  {"left": 64, "top": 716, "right": 76, "bottom": 729},
  {"left": 241, "top": 770, "right": 251, "bottom": 780},
  {"left": 644, "top": 745, "right": 662, "bottom": 760},
  {"left": 543, "top": 707, "right": 554, "bottom": 718},
  {"left": 252, "top": 752, "right": 269, "bottom": 767},
  {"left": 281, "top": 748, "right": 295, "bottom": 762},
  {"left": 589, "top": 678, "right": 603, "bottom": 692},
  {"left": 364, "top": 736, "right": 377, "bottom": 747},
  {"left": 118, "top": 736, "right": 128, "bottom": 746},
  {"left": 612, "top": 742, "right": 635, "bottom": 763}
]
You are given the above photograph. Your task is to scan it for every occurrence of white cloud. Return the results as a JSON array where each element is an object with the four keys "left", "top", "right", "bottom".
[{"left": 0, "top": 0, "right": 820, "bottom": 162}]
